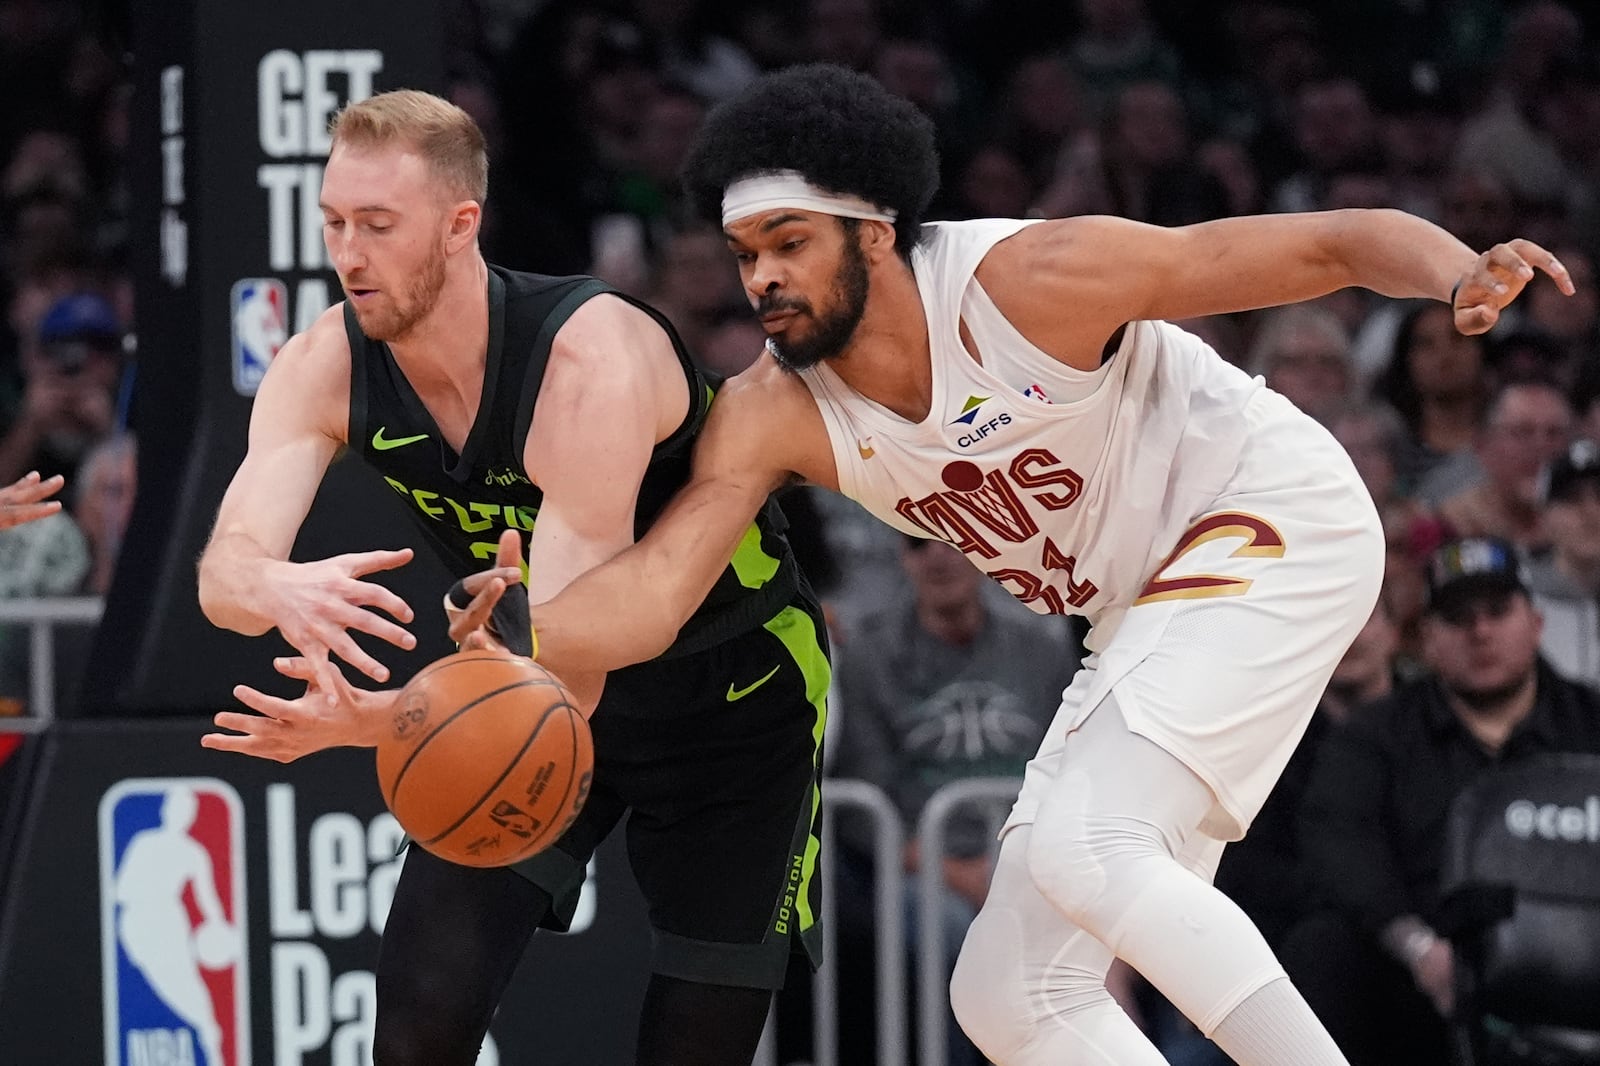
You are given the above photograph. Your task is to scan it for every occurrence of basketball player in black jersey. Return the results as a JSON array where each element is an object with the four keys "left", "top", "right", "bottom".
[{"left": 195, "top": 90, "right": 828, "bottom": 1066}]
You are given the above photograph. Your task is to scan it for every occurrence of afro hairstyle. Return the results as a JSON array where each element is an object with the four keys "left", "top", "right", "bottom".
[{"left": 682, "top": 63, "right": 940, "bottom": 255}]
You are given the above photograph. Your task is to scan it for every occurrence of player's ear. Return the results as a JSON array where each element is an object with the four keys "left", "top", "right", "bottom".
[
  {"left": 861, "top": 218, "right": 897, "bottom": 263},
  {"left": 446, "top": 199, "right": 481, "bottom": 251}
]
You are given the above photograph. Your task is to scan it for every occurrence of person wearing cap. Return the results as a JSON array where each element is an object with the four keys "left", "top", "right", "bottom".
[
  {"left": 0, "top": 290, "right": 123, "bottom": 487},
  {"left": 1284, "top": 536, "right": 1600, "bottom": 1066},
  {"left": 1527, "top": 439, "right": 1600, "bottom": 690}
]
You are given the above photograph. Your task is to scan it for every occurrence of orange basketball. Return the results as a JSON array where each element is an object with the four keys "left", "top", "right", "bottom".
[{"left": 376, "top": 650, "right": 593, "bottom": 868}]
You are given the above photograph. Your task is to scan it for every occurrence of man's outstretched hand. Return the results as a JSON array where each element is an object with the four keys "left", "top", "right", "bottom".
[
  {"left": 0, "top": 471, "right": 64, "bottom": 531},
  {"left": 1452, "top": 238, "right": 1575, "bottom": 335},
  {"left": 203, "top": 655, "right": 396, "bottom": 763}
]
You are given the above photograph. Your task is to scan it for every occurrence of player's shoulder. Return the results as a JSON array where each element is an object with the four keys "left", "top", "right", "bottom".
[
  {"left": 251, "top": 304, "right": 353, "bottom": 429},
  {"left": 718, "top": 353, "right": 815, "bottom": 419},
  {"left": 271, "top": 303, "right": 353, "bottom": 376},
  {"left": 706, "top": 355, "right": 837, "bottom": 487},
  {"left": 545, "top": 288, "right": 681, "bottom": 383}
]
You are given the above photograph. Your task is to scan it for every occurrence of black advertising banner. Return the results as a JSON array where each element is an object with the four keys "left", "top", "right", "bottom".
[
  {"left": 0, "top": 721, "right": 651, "bottom": 1064},
  {"left": 89, "top": 0, "right": 455, "bottom": 716}
]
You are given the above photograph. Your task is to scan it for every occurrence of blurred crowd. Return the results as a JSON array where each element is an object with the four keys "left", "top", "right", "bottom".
[{"left": 5, "top": 0, "right": 1600, "bottom": 1062}]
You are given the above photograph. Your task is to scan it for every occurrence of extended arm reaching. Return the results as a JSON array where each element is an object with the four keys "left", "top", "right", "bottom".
[{"left": 981, "top": 210, "right": 1574, "bottom": 370}]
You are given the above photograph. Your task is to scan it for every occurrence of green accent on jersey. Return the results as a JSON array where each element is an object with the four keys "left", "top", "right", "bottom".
[
  {"left": 725, "top": 664, "right": 781, "bottom": 702},
  {"left": 957, "top": 394, "right": 990, "bottom": 416},
  {"left": 763, "top": 605, "right": 830, "bottom": 933},
  {"left": 729, "top": 523, "right": 782, "bottom": 589},
  {"left": 371, "top": 427, "right": 429, "bottom": 450}
]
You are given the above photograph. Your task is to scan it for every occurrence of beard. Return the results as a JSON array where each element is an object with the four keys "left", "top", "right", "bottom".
[
  {"left": 761, "top": 233, "right": 870, "bottom": 372},
  {"left": 1446, "top": 666, "right": 1535, "bottom": 713},
  {"left": 350, "top": 242, "right": 448, "bottom": 343}
]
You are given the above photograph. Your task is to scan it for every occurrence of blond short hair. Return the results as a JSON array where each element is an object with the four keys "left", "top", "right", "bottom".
[{"left": 329, "top": 89, "right": 488, "bottom": 203}]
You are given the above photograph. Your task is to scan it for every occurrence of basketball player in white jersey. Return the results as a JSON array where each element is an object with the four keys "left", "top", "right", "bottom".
[{"left": 451, "top": 64, "right": 1573, "bottom": 1065}]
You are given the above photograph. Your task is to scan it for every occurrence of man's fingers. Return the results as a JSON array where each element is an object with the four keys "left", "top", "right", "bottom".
[
  {"left": 1484, "top": 242, "right": 1533, "bottom": 284},
  {"left": 344, "top": 578, "right": 415, "bottom": 625},
  {"left": 0, "top": 502, "right": 62, "bottom": 529},
  {"left": 231, "top": 684, "right": 307, "bottom": 721},
  {"left": 328, "top": 632, "right": 393, "bottom": 685},
  {"left": 495, "top": 528, "right": 524, "bottom": 571},
  {"left": 1456, "top": 302, "right": 1500, "bottom": 335},
  {"left": 447, "top": 578, "right": 505, "bottom": 644},
  {"left": 340, "top": 547, "right": 415, "bottom": 579},
  {"left": 1507, "top": 237, "right": 1577, "bottom": 295},
  {"left": 1, "top": 472, "right": 65, "bottom": 504},
  {"left": 332, "top": 603, "right": 417, "bottom": 652},
  {"left": 273, "top": 656, "right": 320, "bottom": 683},
  {"left": 460, "top": 566, "right": 522, "bottom": 596}
]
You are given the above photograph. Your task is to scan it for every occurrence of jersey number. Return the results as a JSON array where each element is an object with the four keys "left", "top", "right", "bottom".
[{"left": 988, "top": 537, "right": 1098, "bottom": 614}]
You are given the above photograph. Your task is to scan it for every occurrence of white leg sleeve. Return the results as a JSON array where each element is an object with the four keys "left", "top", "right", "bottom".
[
  {"left": 1025, "top": 696, "right": 1343, "bottom": 1062},
  {"left": 950, "top": 827, "right": 1169, "bottom": 1066}
]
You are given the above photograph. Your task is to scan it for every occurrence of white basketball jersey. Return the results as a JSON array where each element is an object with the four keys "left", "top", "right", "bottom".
[{"left": 797, "top": 219, "right": 1266, "bottom": 643}]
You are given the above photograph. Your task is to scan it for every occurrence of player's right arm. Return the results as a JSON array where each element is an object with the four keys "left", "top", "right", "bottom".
[
  {"left": 197, "top": 308, "right": 416, "bottom": 688},
  {"left": 464, "top": 359, "right": 834, "bottom": 675}
]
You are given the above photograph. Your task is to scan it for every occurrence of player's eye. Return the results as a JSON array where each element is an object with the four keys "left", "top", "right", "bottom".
[
  {"left": 781, "top": 239, "right": 804, "bottom": 252},
  {"left": 323, "top": 219, "right": 344, "bottom": 230},
  {"left": 732, "top": 251, "right": 756, "bottom": 264}
]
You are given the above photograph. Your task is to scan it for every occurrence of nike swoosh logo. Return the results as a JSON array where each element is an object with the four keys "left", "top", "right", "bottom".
[
  {"left": 372, "top": 427, "right": 429, "bottom": 451},
  {"left": 726, "top": 664, "right": 781, "bottom": 702}
]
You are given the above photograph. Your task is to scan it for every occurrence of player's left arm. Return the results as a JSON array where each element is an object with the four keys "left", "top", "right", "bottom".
[
  {"left": 513, "top": 295, "right": 689, "bottom": 714},
  {"left": 980, "top": 210, "right": 1576, "bottom": 369}
]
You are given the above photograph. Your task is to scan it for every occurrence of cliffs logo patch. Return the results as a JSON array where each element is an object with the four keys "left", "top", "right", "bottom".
[
  {"left": 100, "top": 778, "right": 250, "bottom": 1066},
  {"left": 949, "top": 394, "right": 991, "bottom": 427},
  {"left": 231, "top": 278, "right": 287, "bottom": 397}
]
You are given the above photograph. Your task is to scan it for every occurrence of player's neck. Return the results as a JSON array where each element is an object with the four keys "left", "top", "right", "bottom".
[
  {"left": 385, "top": 254, "right": 491, "bottom": 391},
  {"left": 826, "top": 261, "right": 935, "bottom": 422}
]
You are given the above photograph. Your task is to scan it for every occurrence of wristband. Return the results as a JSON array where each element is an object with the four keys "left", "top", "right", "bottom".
[
  {"left": 530, "top": 621, "right": 540, "bottom": 661},
  {"left": 445, "top": 575, "right": 533, "bottom": 658}
]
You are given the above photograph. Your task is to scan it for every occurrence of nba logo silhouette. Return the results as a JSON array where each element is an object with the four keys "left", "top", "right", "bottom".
[
  {"left": 100, "top": 778, "right": 250, "bottom": 1066},
  {"left": 231, "top": 278, "right": 287, "bottom": 396}
]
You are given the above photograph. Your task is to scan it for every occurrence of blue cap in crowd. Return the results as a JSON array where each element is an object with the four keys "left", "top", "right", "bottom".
[
  {"left": 38, "top": 292, "right": 122, "bottom": 346},
  {"left": 1425, "top": 537, "right": 1527, "bottom": 614}
]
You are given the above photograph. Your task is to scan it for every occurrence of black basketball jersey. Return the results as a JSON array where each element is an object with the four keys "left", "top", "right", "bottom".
[{"left": 344, "top": 266, "right": 800, "bottom": 658}]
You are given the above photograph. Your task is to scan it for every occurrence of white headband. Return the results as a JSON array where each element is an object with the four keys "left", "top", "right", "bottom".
[{"left": 721, "top": 170, "right": 897, "bottom": 227}]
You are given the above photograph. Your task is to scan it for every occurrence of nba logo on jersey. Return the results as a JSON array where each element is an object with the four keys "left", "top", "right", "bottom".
[
  {"left": 230, "top": 278, "right": 287, "bottom": 397},
  {"left": 100, "top": 778, "right": 250, "bottom": 1066}
]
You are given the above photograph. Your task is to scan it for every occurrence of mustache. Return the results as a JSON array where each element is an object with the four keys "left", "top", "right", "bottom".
[{"left": 756, "top": 295, "right": 808, "bottom": 316}]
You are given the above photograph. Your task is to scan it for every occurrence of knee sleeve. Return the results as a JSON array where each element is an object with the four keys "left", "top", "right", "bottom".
[
  {"left": 1021, "top": 700, "right": 1285, "bottom": 1034},
  {"left": 951, "top": 832, "right": 1120, "bottom": 1063}
]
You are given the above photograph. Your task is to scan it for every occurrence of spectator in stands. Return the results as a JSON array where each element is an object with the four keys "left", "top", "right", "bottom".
[
  {"left": 1374, "top": 300, "right": 1490, "bottom": 505},
  {"left": 1437, "top": 379, "right": 1573, "bottom": 554},
  {"left": 643, "top": 224, "right": 744, "bottom": 357},
  {"left": 71, "top": 429, "right": 132, "bottom": 596},
  {"left": 830, "top": 535, "right": 1083, "bottom": 1066},
  {"left": 1062, "top": 0, "right": 1183, "bottom": 119},
  {"left": 1528, "top": 439, "right": 1600, "bottom": 690},
  {"left": 1271, "top": 75, "right": 1381, "bottom": 214},
  {"left": 1248, "top": 304, "right": 1353, "bottom": 425},
  {"left": 1284, "top": 536, "right": 1600, "bottom": 1066},
  {"left": 0, "top": 290, "right": 122, "bottom": 486},
  {"left": 995, "top": 53, "right": 1090, "bottom": 192}
]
